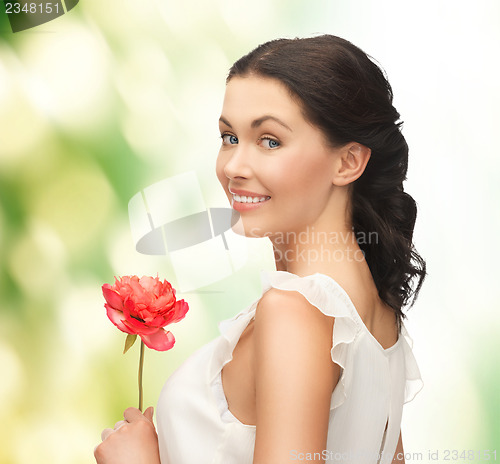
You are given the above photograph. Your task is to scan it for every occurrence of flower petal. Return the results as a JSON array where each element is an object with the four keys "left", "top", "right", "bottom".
[
  {"left": 152, "top": 295, "right": 175, "bottom": 312},
  {"left": 167, "top": 299, "right": 189, "bottom": 325},
  {"left": 140, "top": 329, "right": 175, "bottom": 351},
  {"left": 121, "top": 317, "right": 158, "bottom": 335},
  {"left": 102, "top": 285, "right": 124, "bottom": 311},
  {"left": 149, "top": 315, "right": 167, "bottom": 327},
  {"left": 139, "top": 275, "right": 158, "bottom": 294},
  {"left": 105, "top": 305, "right": 134, "bottom": 334},
  {"left": 129, "top": 278, "right": 147, "bottom": 300}
]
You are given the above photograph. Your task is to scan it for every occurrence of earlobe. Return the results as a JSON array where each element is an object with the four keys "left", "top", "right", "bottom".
[{"left": 333, "top": 142, "right": 371, "bottom": 186}]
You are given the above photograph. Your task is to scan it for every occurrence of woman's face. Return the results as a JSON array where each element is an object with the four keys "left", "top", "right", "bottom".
[{"left": 216, "top": 75, "right": 341, "bottom": 240}]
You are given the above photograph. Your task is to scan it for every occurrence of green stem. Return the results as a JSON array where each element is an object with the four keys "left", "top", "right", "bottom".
[{"left": 138, "top": 340, "right": 145, "bottom": 412}]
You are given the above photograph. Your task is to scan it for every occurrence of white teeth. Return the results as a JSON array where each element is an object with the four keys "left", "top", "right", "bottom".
[{"left": 233, "top": 194, "right": 270, "bottom": 203}]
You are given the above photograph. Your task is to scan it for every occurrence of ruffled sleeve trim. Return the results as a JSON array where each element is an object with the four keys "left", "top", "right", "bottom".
[
  {"left": 207, "top": 269, "right": 423, "bottom": 420},
  {"left": 399, "top": 322, "right": 424, "bottom": 404},
  {"left": 257, "top": 270, "right": 360, "bottom": 411},
  {"left": 206, "top": 282, "right": 260, "bottom": 429},
  {"left": 207, "top": 302, "right": 257, "bottom": 385}
]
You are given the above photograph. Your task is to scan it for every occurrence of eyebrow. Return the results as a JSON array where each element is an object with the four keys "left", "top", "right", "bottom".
[{"left": 219, "top": 115, "right": 292, "bottom": 132}]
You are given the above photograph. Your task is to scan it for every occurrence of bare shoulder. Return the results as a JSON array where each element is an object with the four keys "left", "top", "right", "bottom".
[
  {"left": 254, "top": 287, "right": 340, "bottom": 389},
  {"left": 256, "top": 286, "right": 335, "bottom": 328},
  {"left": 252, "top": 288, "right": 341, "bottom": 462}
]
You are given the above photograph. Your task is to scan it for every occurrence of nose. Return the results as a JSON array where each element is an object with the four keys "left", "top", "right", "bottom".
[{"left": 223, "top": 145, "right": 252, "bottom": 181}]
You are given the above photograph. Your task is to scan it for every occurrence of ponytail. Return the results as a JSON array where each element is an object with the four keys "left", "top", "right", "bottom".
[{"left": 351, "top": 125, "right": 426, "bottom": 330}]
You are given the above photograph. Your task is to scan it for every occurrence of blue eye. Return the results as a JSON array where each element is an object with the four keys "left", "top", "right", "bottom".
[
  {"left": 222, "top": 134, "right": 238, "bottom": 145},
  {"left": 261, "top": 137, "right": 280, "bottom": 149}
]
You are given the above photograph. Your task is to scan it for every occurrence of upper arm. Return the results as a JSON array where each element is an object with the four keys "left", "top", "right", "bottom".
[
  {"left": 393, "top": 430, "right": 405, "bottom": 463},
  {"left": 252, "top": 288, "right": 340, "bottom": 464}
]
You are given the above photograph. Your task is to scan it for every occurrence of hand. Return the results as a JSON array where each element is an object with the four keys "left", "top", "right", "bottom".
[{"left": 94, "top": 406, "right": 161, "bottom": 464}]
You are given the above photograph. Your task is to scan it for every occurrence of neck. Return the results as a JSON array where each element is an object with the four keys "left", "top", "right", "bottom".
[{"left": 269, "top": 224, "right": 365, "bottom": 277}]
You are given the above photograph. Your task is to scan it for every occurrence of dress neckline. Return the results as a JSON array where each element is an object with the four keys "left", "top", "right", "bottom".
[{"left": 269, "top": 270, "right": 402, "bottom": 354}]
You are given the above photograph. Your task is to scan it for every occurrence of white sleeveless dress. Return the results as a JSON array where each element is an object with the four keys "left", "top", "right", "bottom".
[{"left": 156, "top": 270, "right": 424, "bottom": 464}]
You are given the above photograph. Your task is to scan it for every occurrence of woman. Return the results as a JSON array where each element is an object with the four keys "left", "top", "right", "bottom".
[{"left": 95, "top": 34, "right": 426, "bottom": 464}]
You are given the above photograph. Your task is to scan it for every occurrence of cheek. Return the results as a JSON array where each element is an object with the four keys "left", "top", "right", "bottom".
[
  {"left": 299, "top": 149, "right": 333, "bottom": 189},
  {"left": 270, "top": 154, "right": 332, "bottom": 223},
  {"left": 215, "top": 152, "right": 227, "bottom": 188},
  {"left": 276, "top": 154, "right": 329, "bottom": 197}
]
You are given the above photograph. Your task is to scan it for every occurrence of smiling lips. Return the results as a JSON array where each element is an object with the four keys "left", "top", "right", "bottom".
[
  {"left": 233, "top": 194, "right": 269, "bottom": 203},
  {"left": 229, "top": 189, "right": 271, "bottom": 211},
  {"left": 229, "top": 188, "right": 271, "bottom": 203},
  {"left": 229, "top": 189, "right": 271, "bottom": 203}
]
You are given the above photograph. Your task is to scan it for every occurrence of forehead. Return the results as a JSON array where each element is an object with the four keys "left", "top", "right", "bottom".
[{"left": 221, "top": 75, "right": 304, "bottom": 121}]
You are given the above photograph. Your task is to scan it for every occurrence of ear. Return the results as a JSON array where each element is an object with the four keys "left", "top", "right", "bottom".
[{"left": 332, "top": 142, "right": 371, "bottom": 187}]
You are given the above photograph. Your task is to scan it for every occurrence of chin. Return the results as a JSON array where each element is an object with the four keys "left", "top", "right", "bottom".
[{"left": 229, "top": 214, "right": 270, "bottom": 239}]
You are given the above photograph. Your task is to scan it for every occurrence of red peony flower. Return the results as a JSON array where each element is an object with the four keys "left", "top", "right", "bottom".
[{"left": 102, "top": 275, "right": 189, "bottom": 351}]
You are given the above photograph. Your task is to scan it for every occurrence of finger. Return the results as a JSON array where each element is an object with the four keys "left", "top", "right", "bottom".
[
  {"left": 101, "top": 427, "right": 114, "bottom": 441},
  {"left": 113, "top": 420, "right": 127, "bottom": 430},
  {"left": 123, "top": 407, "right": 144, "bottom": 423},
  {"left": 144, "top": 406, "right": 154, "bottom": 423}
]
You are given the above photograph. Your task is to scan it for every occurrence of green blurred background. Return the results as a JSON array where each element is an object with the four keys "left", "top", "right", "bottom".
[{"left": 0, "top": 0, "right": 499, "bottom": 462}]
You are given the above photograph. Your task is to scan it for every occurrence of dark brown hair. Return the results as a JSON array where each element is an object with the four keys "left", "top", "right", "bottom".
[{"left": 227, "top": 35, "right": 427, "bottom": 331}]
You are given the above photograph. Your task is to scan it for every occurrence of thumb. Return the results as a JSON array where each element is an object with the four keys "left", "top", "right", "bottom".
[{"left": 144, "top": 406, "right": 154, "bottom": 422}]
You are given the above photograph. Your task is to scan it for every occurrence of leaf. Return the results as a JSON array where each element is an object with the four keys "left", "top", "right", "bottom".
[{"left": 123, "top": 334, "right": 137, "bottom": 354}]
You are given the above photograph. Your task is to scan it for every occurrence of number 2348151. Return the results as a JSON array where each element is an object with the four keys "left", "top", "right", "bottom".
[{"left": 5, "top": 3, "right": 60, "bottom": 14}]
